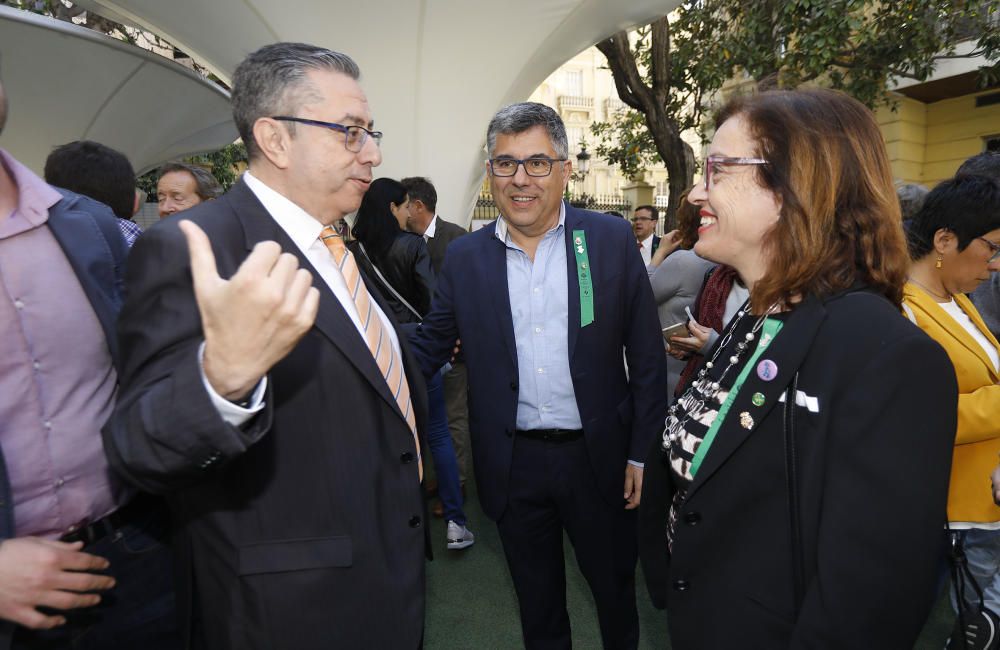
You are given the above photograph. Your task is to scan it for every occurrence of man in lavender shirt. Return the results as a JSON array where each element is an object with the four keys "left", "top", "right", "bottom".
[{"left": 0, "top": 72, "right": 177, "bottom": 648}]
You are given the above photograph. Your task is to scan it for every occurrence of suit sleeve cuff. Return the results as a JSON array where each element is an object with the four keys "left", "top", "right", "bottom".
[{"left": 198, "top": 342, "right": 267, "bottom": 426}]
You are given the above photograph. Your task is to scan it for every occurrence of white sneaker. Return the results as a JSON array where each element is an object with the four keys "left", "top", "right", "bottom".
[{"left": 446, "top": 520, "right": 475, "bottom": 550}]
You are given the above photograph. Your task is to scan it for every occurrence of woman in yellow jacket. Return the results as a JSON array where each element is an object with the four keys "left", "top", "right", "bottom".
[{"left": 904, "top": 173, "right": 1000, "bottom": 612}]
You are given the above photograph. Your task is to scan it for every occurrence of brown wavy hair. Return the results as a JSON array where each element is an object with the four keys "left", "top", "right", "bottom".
[
  {"left": 676, "top": 188, "right": 700, "bottom": 250},
  {"left": 715, "top": 88, "right": 908, "bottom": 311}
]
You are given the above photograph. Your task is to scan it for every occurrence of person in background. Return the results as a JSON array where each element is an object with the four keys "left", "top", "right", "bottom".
[
  {"left": 903, "top": 173, "right": 1000, "bottom": 617},
  {"left": 963, "top": 152, "right": 1000, "bottom": 341},
  {"left": 155, "top": 161, "right": 222, "bottom": 218},
  {"left": 351, "top": 177, "right": 474, "bottom": 550},
  {"left": 401, "top": 176, "right": 472, "bottom": 517},
  {"left": 632, "top": 204, "right": 660, "bottom": 266},
  {"left": 647, "top": 190, "right": 714, "bottom": 399},
  {"left": 639, "top": 88, "right": 957, "bottom": 648},
  {"left": 43, "top": 139, "right": 143, "bottom": 247},
  {"left": 896, "top": 181, "right": 929, "bottom": 228}
]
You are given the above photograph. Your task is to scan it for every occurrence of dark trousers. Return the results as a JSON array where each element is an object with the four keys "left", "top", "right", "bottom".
[
  {"left": 496, "top": 436, "right": 639, "bottom": 650},
  {"left": 12, "top": 500, "right": 179, "bottom": 650}
]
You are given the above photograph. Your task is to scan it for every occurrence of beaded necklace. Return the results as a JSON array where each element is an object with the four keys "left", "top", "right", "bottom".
[{"left": 662, "top": 300, "right": 780, "bottom": 452}]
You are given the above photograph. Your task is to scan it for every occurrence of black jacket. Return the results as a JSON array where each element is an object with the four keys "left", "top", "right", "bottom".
[
  {"left": 639, "top": 288, "right": 958, "bottom": 649},
  {"left": 351, "top": 232, "right": 435, "bottom": 324}
]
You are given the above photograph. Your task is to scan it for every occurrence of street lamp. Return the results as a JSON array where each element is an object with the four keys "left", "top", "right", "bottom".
[{"left": 576, "top": 145, "right": 591, "bottom": 176}]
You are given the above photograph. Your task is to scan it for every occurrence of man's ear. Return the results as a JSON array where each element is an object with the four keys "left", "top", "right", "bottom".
[{"left": 252, "top": 118, "right": 293, "bottom": 169}]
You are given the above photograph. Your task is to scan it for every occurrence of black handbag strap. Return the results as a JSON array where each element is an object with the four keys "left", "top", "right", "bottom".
[
  {"left": 948, "top": 525, "right": 992, "bottom": 649},
  {"left": 354, "top": 241, "right": 424, "bottom": 321},
  {"left": 784, "top": 372, "right": 805, "bottom": 617}
]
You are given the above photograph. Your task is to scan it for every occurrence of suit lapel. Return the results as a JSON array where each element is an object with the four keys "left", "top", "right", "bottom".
[
  {"left": 907, "top": 285, "right": 1000, "bottom": 382},
  {"left": 685, "top": 294, "right": 827, "bottom": 500},
  {"left": 229, "top": 181, "right": 406, "bottom": 421},
  {"left": 564, "top": 204, "right": 583, "bottom": 357},
  {"left": 487, "top": 221, "right": 518, "bottom": 367},
  {"left": 47, "top": 200, "right": 121, "bottom": 364}
]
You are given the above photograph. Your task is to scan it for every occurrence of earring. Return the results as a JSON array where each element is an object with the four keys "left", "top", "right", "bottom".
[{"left": 935, "top": 256, "right": 943, "bottom": 269}]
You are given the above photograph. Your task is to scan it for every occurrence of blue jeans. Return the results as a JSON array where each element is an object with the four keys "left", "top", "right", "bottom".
[
  {"left": 951, "top": 528, "right": 1000, "bottom": 615},
  {"left": 427, "top": 372, "right": 466, "bottom": 526},
  {"left": 12, "top": 499, "right": 180, "bottom": 650}
]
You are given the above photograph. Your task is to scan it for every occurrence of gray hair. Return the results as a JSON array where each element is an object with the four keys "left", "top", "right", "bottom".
[
  {"left": 159, "top": 162, "right": 223, "bottom": 200},
  {"left": 486, "top": 102, "right": 568, "bottom": 159},
  {"left": 895, "top": 182, "right": 929, "bottom": 221},
  {"left": 231, "top": 42, "right": 360, "bottom": 161}
]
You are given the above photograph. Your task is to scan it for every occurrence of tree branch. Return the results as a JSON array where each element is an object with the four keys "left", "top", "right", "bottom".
[{"left": 595, "top": 31, "right": 651, "bottom": 112}]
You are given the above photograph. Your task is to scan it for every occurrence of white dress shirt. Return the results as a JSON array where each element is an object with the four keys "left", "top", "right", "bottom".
[
  {"left": 204, "top": 172, "right": 403, "bottom": 425},
  {"left": 637, "top": 233, "right": 655, "bottom": 266}
]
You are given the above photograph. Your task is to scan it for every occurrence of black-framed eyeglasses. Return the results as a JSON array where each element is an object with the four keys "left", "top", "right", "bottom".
[
  {"left": 703, "top": 155, "right": 769, "bottom": 190},
  {"left": 489, "top": 157, "right": 567, "bottom": 177},
  {"left": 978, "top": 237, "right": 1000, "bottom": 262},
  {"left": 271, "top": 116, "right": 382, "bottom": 152}
]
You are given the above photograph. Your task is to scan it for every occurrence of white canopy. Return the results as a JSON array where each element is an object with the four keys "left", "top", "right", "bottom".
[
  {"left": 0, "top": 5, "right": 236, "bottom": 175},
  {"left": 11, "top": 0, "right": 679, "bottom": 221}
]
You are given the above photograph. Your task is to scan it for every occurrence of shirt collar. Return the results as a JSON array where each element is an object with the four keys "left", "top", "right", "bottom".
[
  {"left": 638, "top": 232, "right": 655, "bottom": 246},
  {"left": 494, "top": 201, "right": 566, "bottom": 246},
  {"left": 423, "top": 215, "right": 438, "bottom": 239},
  {"left": 242, "top": 170, "right": 327, "bottom": 251},
  {"left": 0, "top": 148, "right": 62, "bottom": 228}
]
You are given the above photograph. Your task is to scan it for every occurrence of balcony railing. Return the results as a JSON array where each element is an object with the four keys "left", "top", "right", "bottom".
[{"left": 558, "top": 95, "right": 594, "bottom": 112}]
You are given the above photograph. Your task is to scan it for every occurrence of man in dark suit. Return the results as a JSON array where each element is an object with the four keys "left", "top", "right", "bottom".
[
  {"left": 103, "top": 43, "right": 427, "bottom": 649},
  {"left": 401, "top": 176, "right": 468, "bottom": 275},
  {"left": 632, "top": 204, "right": 660, "bottom": 266},
  {"left": 410, "top": 102, "right": 667, "bottom": 649}
]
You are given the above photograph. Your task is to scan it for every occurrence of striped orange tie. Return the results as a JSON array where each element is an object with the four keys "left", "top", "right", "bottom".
[{"left": 320, "top": 226, "right": 421, "bottom": 479}]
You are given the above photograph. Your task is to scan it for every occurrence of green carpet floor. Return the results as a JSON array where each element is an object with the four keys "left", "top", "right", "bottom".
[{"left": 423, "top": 482, "right": 955, "bottom": 649}]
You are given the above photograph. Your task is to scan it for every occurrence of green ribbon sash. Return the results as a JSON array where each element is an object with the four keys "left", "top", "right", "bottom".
[
  {"left": 689, "top": 317, "right": 784, "bottom": 477},
  {"left": 572, "top": 229, "right": 594, "bottom": 327}
]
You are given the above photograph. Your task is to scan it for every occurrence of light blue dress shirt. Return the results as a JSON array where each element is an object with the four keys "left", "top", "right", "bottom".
[{"left": 496, "top": 204, "right": 583, "bottom": 431}]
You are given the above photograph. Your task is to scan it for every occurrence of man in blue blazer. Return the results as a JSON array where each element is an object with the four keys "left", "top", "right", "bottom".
[{"left": 410, "top": 102, "right": 667, "bottom": 648}]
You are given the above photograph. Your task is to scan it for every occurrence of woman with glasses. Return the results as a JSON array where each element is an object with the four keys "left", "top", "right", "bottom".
[
  {"left": 903, "top": 173, "right": 1000, "bottom": 618},
  {"left": 351, "top": 178, "right": 474, "bottom": 551},
  {"left": 638, "top": 88, "right": 958, "bottom": 648}
]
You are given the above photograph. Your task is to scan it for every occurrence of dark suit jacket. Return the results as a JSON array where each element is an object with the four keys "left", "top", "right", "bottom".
[
  {"left": 409, "top": 203, "right": 668, "bottom": 520},
  {"left": 102, "top": 180, "right": 427, "bottom": 650},
  {"left": 639, "top": 288, "right": 958, "bottom": 648},
  {"left": 0, "top": 190, "right": 127, "bottom": 649},
  {"left": 425, "top": 216, "right": 467, "bottom": 275}
]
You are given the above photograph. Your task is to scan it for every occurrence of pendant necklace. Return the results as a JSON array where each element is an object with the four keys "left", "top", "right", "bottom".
[{"left": 661, "top": 300, "right": 780, "bottom": 452}]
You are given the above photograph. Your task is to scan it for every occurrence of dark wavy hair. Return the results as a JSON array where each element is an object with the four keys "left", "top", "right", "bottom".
[
  {"left": 715, "top": 88, "right": 909, "bottom": 310},
  {"left": 351, "top": 178, "right": 406, "bottom": 261}
]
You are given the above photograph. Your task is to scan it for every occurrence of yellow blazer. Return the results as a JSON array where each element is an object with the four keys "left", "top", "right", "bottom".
[{"left": 904, "top": 283, "right": 1000, "bottom": 523}]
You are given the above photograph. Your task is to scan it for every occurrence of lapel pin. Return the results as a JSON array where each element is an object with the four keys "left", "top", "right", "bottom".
[
  {"left": 574, "top": 236, "right": 582, "bottom": 245},
  {"left": 576, "top": 245, "right": 585, "bottom": 254},
  {"left": 751, "top": 392, "right": 765, "bottom": 407},
  {"left": 756, "top": 359, "right": 778, "bottom": 381},
  {"left": 739, "top": 411, "right": 754, "bottom": 429}
]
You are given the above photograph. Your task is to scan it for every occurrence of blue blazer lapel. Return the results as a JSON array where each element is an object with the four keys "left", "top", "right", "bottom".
[
  {"left": 684, "top": 294, "right": 827, "bottom": 500},
  {"left": 564, "top": 203, "right": 583, "bottom": 357},
  {"left": 487, "top": 221, "right": 518, "bottom": 367},
  {"left": 231, "top": 182, "right": 406, "bottom": 422},
  {"left": 47, "top": 196, "right": 124, "bottom": 366}
]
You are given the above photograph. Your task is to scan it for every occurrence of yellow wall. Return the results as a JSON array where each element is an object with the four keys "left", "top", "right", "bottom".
[{"left": 878, "top": 88, "right": 1000, "bottom": 187}]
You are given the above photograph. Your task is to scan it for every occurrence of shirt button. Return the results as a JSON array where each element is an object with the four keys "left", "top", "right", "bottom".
[
  {"left": 533, "top": 287, "right": 540, "bottom": 294},
  {"left": 54, "top": 478, "right": 65, "bottom": 488},
  {"left": 13, "top": 299, "right": 24, "bottom": 310},
  {"left": 43, "top": 421, "right": 52, "bottom": 430},
  {"left": 534, "top": 327, "right": 542, "bottom": 334},
  {"left": 32, "top": 361, "right": 41, "bottom": 370},
  {"left": 537, "top": 368, "right": 544, "bottom": 374}
]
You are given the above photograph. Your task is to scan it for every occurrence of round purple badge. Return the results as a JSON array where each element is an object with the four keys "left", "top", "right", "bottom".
[{"left": 756, "top": 359, "right": 778, "bottom": 381}]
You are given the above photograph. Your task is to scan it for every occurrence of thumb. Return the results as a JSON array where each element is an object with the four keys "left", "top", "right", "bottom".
[{"left": 179, "top": 220, "right": 220, "bottom": 291}]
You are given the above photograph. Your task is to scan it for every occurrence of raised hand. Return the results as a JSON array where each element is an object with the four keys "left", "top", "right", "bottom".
[
  {"left": 0, "top": 537, "right": 114, "bottom": 629},
  {"left": 180, "top": 220, "right": 320, "bottom": 401}
]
